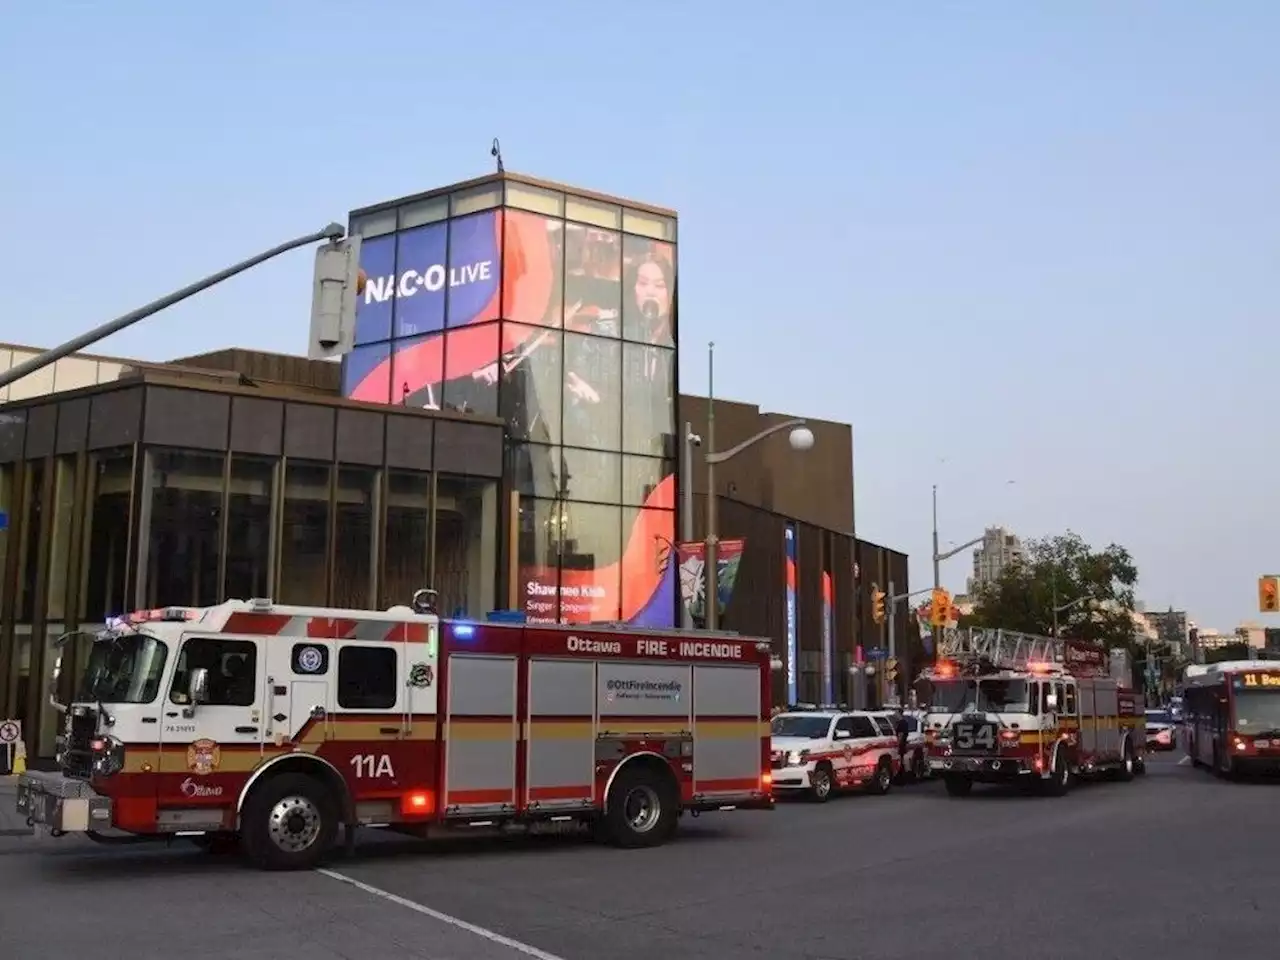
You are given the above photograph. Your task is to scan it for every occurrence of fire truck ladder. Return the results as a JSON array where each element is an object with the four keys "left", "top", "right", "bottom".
[{"left": 937, "top": 628, "right": 1065, "bottom": 672}]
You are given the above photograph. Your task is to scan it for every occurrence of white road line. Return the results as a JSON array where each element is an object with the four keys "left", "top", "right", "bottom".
[{"left": 317, "top": 868, "right": 568, "bottom": 960}]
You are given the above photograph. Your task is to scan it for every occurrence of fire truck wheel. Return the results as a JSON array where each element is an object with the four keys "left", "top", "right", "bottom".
[
  {"left": 809, "top": 763, "right": 835, "bottom": 802},
  {"left": 943, "top": 776, "right": 973, "bottom": 797},
  {"left": 601, "top": 763, "right": 679, "bottom": 849},
  {"left": 242, "top": 773, "right": 338, "bottom": 871},
  {"left": 866, "top": 758, "right": 893, "bottom": 796},
  {"left": 1112, "top": 741, "right": 1135, "bottom": 782},
  {"left": 1043, "top": 751, "right": 1071, "bottom": 797}
]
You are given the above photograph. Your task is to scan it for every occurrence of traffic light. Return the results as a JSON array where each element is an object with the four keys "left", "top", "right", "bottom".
[
  {"left": 885, "top": 657, "right": 898, "bottom": 684},
  {"left": 930, "top": 588, "right": 951, "bottom": 626},
  {"left": 1261, "top": 576, "right": 1280, "bottom": 613},
  {"left": 872, "top": 586, "right": 886, "bottom": 624}
]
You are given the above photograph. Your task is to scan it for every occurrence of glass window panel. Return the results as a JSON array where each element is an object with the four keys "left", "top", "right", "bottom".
[
  {"left": 623, "top": 210, "right": 676, "bottom": 241},
  {"left": 80, "top": 449, "right": 133, "bottom": 623},
  {"left": 446, "top": 211, "right": 502, "bottom": 327},
  {"left": 442, "top": 322, "right": 500, "bottom": 417},
  {"left": 622, "top": 236, "right": 675, "bottom": 346},
  {"left": 620, "top": 506, "right": 676, "bottom": 627},
  {"left": 382, "top": 470, "right": 431, "bottom": 607},
  {"left": 334, "top": 467, "right": 377, "bottom": 608},
  {"left": 622, "top": 456, "right": 674, "bottom": 508},
  {"left": 622, "top": 343, "right": 675, "bottom": 457},
  {"left": 353, "top": 233, "right": 396, "bottom": 345},
  {"left": 394, "top": 222, "right": 449, "bottom": 338},
  {"left": 513, "top": 444, "right": 562, "bottom": 499},
  {"left": 142, "top": 450, "right": 223, "bottom": 608},
  {"left": 338, "top": 646, "right": 398, "bottom": 709},
  {"left": 342, "top": 342, "right": 392, "bottom": 404},
  {"left": 16, "top": 461, "right": 45, "bottom": 621},
  {"left": 399, "top": 196, "right": 448, "bottom": 229},
  {"left": 517, "top": 497, "right": 561, "bottom": 623},
  {"left": 566, "top": 196, "right": 621, "bottom": 230},
  {"left": 279, "top": 461, "right": 330, "bottom": 604},
  {"left": 351, "top": 210, "right": 397, "bottom": 238},
  {"left": 505, "top": 183, "right": 565, "bottom": 217},
  {"left": 502, "top": 211, "right": 564, "bottom": 327},
  {"left": 392, "top": 331, "right": 444, "bottom": 409},
  {"left": 170, "top": 637, "right": 257, "bottom": 707},
  {"left": 450, "top": 184, "right": 502, "bottom": 216},
  {"left": 558, "top": 502, "right": 621, "bottom": 623},
  {"left": 561, "top": 448, "right": 621, "bottom": 504},
  {"left": 45, "top": 458, "right": 76, "bottom": 620},
  {"left": 225, "top": 457, "right": 275, "bottom": 602},
  {"left": 500, "top": 323, "right": 561, "bottom": 444},
  {"left": 563, "top": 333, "right": 621, "bottom": 450},
  {"left": 565, "top": 224, "right": 621, "bottom": 336},
  {"left": 435, "top": 476, "right": 498, "bottom": 618}
]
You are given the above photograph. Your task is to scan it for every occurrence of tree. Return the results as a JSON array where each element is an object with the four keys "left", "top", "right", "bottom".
[{"left": 964, "top": 531, "right": 1138, "bottom": 651}]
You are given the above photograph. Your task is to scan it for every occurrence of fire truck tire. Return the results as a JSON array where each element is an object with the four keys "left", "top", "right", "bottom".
[
  {"left": 600, "top": 763, "right": 679, "bottom": 849},
  {"left": 241, "top": 773, "right": 339, "bottom": 871},
  {"left": 866, "top": 758, "right": 893, "bottom": 796},
  {"left": 1112, "top": 740, "right": 1136, "bottom": 782},
  {"left": 943, "top": 776, "right": 973, "bottom": 797},
  {"left": 1043, "top": 750, "right": 1071, "bottom": 796},
  {"left": 809, "top": 763, "right": 835, "bottom": 802}
]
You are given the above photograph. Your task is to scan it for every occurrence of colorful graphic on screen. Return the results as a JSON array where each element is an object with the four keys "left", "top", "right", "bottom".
[
  {"left": 822, "top": 570, "right": 834, "bottom": 705},
  {"left": 519, "top": 475, "right": 676, "bottom": 627},
  {"left": 785, "top": 524, "right": 798, "bottom": 704}
]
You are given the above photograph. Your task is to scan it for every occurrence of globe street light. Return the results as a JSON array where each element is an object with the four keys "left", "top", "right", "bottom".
[{"left": 689, "top": 342, "right": 816, "bottom": 632}]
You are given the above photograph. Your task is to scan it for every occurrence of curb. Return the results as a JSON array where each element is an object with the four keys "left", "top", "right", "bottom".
[{"left": 0, "top": 828, "right": 33, "bottom": 837}]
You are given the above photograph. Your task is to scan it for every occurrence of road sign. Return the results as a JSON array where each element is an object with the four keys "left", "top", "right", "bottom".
[
  {"left": 865, "top": 648, "right": 888, "bottom": 660},
  {"left": 0, "top": 719, "right": 21, "bottom": 744}
]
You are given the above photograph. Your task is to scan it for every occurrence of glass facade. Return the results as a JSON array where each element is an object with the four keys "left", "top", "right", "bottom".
[{"left": 345, "top": 179, "right": 679, "bottom": 626}]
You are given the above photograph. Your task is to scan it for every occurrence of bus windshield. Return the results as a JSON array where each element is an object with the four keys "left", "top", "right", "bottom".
[{"left": 1233, "top": 690, "right": 1280, "bottom": 734}]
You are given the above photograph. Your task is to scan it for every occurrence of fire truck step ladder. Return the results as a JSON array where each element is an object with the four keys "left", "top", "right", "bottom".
[{"left": 938, "top": 628, "right": 1066, "bottom": 672}]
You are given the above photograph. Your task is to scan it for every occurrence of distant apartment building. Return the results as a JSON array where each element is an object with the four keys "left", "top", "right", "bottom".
[
  {"left": 1141, "top": 607, "right": 1189, "bottom": 655},
  {"left": 967, "top": 526, "right": 1024, "bottom": 594},
  {"left": 1265, "top": 627, "right": 1280, "bottom": 654}
]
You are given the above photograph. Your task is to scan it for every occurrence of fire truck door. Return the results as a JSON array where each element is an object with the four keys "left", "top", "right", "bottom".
[
  {"left": 158, "top": 634, "right": 266, "bottom": 809},
  {"left": 263, "top": 641, "right": 329, "bottom": 745}
]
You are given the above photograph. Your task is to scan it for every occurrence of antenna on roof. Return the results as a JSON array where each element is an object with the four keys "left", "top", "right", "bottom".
[{"left": 491, "top": 138, "right": 505, "bottom": 174}]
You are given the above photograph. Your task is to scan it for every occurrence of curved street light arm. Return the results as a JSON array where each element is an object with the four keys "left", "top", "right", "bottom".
[
  {"left": 705, "top": 418, "right": 808, "bottom": 465},
  {"left": 935, "top": 535, "right": 985, "bottom": 564}
]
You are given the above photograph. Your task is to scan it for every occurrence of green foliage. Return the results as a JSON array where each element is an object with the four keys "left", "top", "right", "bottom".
[
  {"left": 965, "top": 531, "right": 1139, "bottom": 650},
  {"left": 1204, "top": 642, "right": 1251, "bottom": 664}
]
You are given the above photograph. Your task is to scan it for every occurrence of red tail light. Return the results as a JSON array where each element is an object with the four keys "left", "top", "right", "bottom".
[{"left": 400, "top": 790, "right": 434, "bottom": 817}]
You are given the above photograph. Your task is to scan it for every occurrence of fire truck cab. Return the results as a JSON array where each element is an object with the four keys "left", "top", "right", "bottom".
[
  {"left": 920, "top": 629, "right": 1146, "bottom": 796},
  {"left": 16, "top": 595, "right": 775, "bottom": 869}
]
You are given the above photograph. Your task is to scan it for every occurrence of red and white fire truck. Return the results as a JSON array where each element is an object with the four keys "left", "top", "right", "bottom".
[
  {"left": 1183, "top": 660, "right": 1280, "bottom": 777},
  {"left": 919, "top": 629, "right": 1146, "bottom": 796},
  {"left": 16, "top": 594, "right": 775, "bottom": 869}
]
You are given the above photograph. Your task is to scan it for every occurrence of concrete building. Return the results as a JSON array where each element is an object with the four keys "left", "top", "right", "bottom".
[{"left": 967, "top": 526, "right": 1023, "bottom": 594}]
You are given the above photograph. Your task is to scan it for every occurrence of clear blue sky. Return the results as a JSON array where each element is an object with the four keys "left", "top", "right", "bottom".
[{"left": 4, "top": 2, "right": 1277, "bottom": 631}]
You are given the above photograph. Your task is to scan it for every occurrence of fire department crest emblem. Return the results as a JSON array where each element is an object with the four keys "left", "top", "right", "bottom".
[
  {"left": 408, "top": 663, "right": 434, "bottom": 689},
  {"left": 842, "top": 744, "right": 855, "bottom": 762},
  {"left": 187, "top": 738, "right": 221, "bottom": 774}
]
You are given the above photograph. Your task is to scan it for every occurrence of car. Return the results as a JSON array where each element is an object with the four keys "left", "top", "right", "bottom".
[
  {"left": 769, "top": 708, "right": 900, "bottom": 801},
  {"left": 1145, "top": 708, "right": 1177, "bottom": 751}
]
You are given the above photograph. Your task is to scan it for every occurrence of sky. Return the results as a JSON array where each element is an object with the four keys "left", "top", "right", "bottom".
[{"left": 3, "top": 2, "right": 1278, "bottom": 631}]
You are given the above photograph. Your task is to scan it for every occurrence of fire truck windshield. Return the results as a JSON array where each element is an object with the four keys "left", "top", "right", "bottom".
[
  {"left": 934, "top": 678, "right": 1033, "bottom": 715},
  {"left": 1234, "top": 689, "right": 1280, "bottom": 734},
  {"left": 77, "top": 633, "right": 168, "bottom": 704},
  {"left": 771, "top": 715, "right": 833, "bottom": 739}
]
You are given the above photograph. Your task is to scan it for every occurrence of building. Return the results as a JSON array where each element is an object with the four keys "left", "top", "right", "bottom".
[
  {"left": 967, "top": 526, "right": 1023, "bottom": 594},
  {"left": 1141, "top": 607, "right": 1189, "bottom": 656},
  {"left": 0, "top": 171, "right": 911, "bottom": 760}
]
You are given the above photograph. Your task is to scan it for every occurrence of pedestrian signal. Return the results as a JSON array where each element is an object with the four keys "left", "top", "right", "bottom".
[
  {"left": 1260, "top": 576, "right": 1280, "bottom": 614},
  {"left": 872, "top": 587, "right": 886, "bottom": 624}
]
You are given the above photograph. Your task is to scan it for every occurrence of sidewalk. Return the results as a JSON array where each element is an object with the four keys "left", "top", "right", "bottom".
[{"left": 0, "top": 775, "right": 34, "bottom": 836}]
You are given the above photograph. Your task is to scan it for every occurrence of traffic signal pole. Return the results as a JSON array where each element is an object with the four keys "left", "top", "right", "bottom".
[{"left": 0, "top": 223, "right": 345, "bottom": 393}]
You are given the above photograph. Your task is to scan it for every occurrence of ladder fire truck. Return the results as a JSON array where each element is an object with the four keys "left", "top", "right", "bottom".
[
  {"left": 16, "top": 593, "right": 776, "bottom": 870},
  {"left": 919, "top": 629, "right": 1146, "bottom": 796}
]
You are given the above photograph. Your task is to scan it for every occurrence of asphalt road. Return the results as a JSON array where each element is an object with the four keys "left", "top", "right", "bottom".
[{"left": 1, "top": 754, "right": 1276, "bottom": 960}]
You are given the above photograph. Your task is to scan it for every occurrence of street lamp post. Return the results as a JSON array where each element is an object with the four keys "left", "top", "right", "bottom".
[
  {"left": 930, "top": 484, "right": 985, "bottom": 644},
  {"left": 701, "top": 342, "right": 815, "bottom": 632}
]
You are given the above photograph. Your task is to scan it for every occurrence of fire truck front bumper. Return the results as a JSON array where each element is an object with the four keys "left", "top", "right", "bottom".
[
  {"left": 16, "top": 771, "right": 112, "bottom": 834},
  {"left": 928, "top": 755, "right": 1036, "bottom": 782}
]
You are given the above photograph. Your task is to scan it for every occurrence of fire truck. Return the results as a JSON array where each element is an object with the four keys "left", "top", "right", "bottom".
[
  {"left": 16, "top": 594, "right": 775, "bottom": 870},
  {"left": 919, "top": 629, "right": 1146, "bottom": 796},
  {"left": 1183, "top": 660, "right": 1280, "bottom": 777}
]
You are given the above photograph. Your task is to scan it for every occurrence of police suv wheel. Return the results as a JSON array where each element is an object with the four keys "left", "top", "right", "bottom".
[
  {"left": 602, "top": 764, "right": 679, "bottom": 848},
  {"left": 810, "top": 763, "right": 834, "bottom": 802},
  {"left": 242, "top": 773, "right": 338, "bottom": 871}
]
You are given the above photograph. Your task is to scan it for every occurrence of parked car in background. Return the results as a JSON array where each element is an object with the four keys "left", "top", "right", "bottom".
[{"left": 1145, "top": 708, "right": 1177, "bottom": 751}]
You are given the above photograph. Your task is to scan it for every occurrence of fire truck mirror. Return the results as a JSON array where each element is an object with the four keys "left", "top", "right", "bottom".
[
  {"left": 1045, "top": 692, "right": 1059, "bottom": 711},
  {"left": 188, "top": 667, "right": 210, "bottom": 706}
]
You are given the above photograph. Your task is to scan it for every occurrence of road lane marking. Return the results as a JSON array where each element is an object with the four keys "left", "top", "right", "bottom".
[{"left": 317, "top": 868, "right": 567, "bottom": 960}]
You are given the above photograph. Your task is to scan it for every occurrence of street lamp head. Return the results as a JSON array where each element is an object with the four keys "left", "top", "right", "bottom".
[{"left": 788, "top": 427, "right": 815, "bottom": 452}]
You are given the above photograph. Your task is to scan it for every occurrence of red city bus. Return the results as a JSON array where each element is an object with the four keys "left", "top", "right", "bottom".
[{"left": 1183, "top": 661, "right": 1280, "bottom": 777}]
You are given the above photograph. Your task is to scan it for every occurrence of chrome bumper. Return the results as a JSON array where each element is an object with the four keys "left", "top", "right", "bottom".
[{"left": 16, "top": 771, "right": 112, "bottom": 833}]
